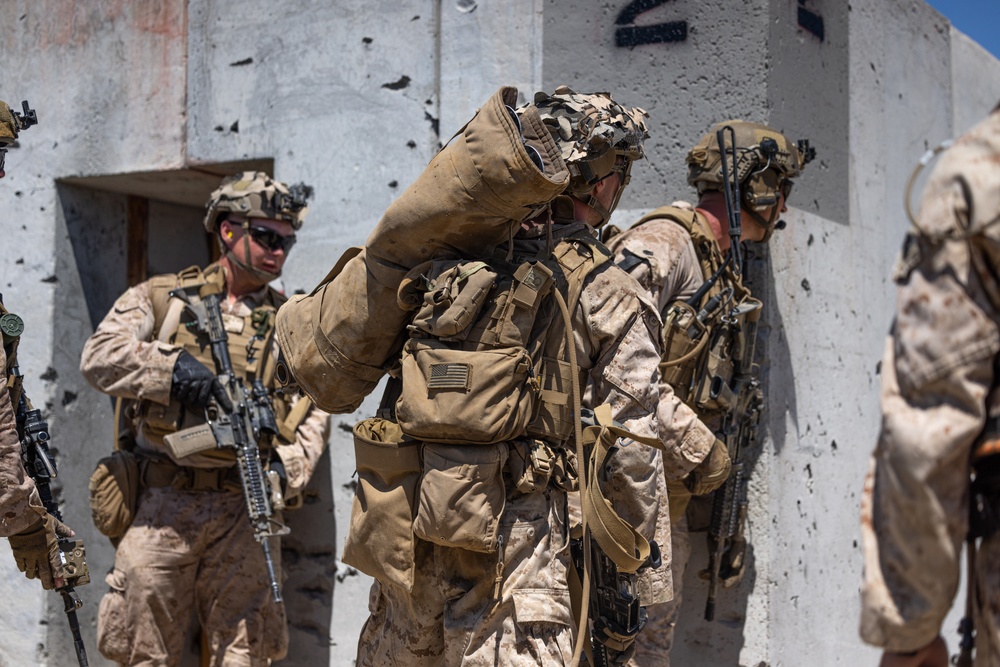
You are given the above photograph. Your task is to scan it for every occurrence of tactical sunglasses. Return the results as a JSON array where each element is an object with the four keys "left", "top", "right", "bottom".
[{"left": 248, "top": 225, "right": 297, "bottom": 253}]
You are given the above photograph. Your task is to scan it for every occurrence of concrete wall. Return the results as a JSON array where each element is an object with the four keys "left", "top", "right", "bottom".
[{"left": 0, "top": 0, "right": 999, "bottom": 665}]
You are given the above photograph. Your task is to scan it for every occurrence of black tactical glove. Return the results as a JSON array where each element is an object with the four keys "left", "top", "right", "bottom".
[
  {"left": 683, "top": 439, "right": 732, "bottom": 496},
  {"left": 171, "top": 350, "right": 232, "bottom": 411},
  {"left": 8, "top": 513, "right": 72, "bottom": 590}
]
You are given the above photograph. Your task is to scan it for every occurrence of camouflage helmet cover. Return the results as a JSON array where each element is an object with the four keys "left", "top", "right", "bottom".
[
  {"left": 527, "top": 86, "right": 649, "bottom": 196},
  {"left": 687, "top": 120, "right": 813, "bottom": 210},
  {"left": 203, "top": 171, "right": 312, "bottom": 232}
]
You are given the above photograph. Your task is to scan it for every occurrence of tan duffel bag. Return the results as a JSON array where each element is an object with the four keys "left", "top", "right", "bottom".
[{"left": 275, "top": 86, "right": 569, "bottom": 414}]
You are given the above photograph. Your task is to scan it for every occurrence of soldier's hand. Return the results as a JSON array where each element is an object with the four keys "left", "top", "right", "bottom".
[
  {"left": 879, "top": 636, "right": 948, "bottom": 667},
  {"left": 8, "top": 513, "right": 72, "bottom": 590},
  {"left": 684, "top": 439, "right": 732, "bottom": 496},
  {"left": 171, "top": 350, "right": 232, "bottom": 411}
]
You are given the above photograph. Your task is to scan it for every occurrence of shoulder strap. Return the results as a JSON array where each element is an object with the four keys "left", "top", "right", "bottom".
[{"left": 150, "top": 265, "right": 207, "bottom": 342}]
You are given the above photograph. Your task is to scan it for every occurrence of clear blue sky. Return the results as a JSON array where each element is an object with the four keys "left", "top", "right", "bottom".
[{"left": 926, "top": 0, "right": 1000, "bottom": 59}]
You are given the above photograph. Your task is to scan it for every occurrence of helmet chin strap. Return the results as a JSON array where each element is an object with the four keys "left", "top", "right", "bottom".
[
  {"left": 743, "top": 201, "right": 780, "bottom": 243},
  {"left": 224, "top": 221, "right": 281, "bottom": 284}
]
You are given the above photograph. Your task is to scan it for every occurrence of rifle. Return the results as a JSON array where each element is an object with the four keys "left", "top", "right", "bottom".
[
  {"left": 1, "top": 305, "right": 90, "bottom": 667},
  {"left": 170, "top": 284, "right": 289, "bottom": 603},
  {"left": 702, "top": 125, "right": 765, "bottom": 622},
  {"left": 572, "top": 535, "right": 661, "bottom": 666}
]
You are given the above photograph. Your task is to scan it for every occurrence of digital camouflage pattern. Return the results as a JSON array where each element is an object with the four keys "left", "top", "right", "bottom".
[
  {"left": 81, "top": 270, "right": 329, "bottom": 665},
  {"left": 357, "top": 224, "right": 714, "bottom": 665},
  {"left": 98, "top": 487, "right": 287, "bottom": 666},
  {"left": 0, "top": 345, "right": 47, "bottom": 537},
  {"left": 860, "top": 107, "right": 1000, "bottom": 664},
  {"left": 607, "top": 208, "right": 718, "bottom": 667},
  {"left": 203, "top": 171, "right": 311, "bottom": 232}
]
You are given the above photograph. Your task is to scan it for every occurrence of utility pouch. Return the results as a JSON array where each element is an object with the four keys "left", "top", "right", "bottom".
[
  {"left": 412, "top": 442, "right": 508, "bottom": 553},
  {"left": 396, "top": 339, "right": 537, "bottom": 444},
  {"left": 660, "top": 301, "right": 708, "bottom": 403},
  {"left": 341, "top": 418, "right": 422, "bottom": 591},
  {"left": 162, "top": 423, "right": 218, "bottom": 459},
  {"left": 400, "top": 260, "right": 498, "bottom": 340},
  {"left": 692, "top": 327, "right": 736, "bottom": 412},
  {"left": 88, "top": 450, "right": 140, "bottom": 539}
]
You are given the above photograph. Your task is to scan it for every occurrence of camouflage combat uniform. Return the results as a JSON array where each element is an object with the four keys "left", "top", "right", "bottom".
[
  {"left": 356, "top": 221, "right": 714, "bottom": 667},
  {"left": 80, "top": 266, "right": 330, "bottom": 667},
  {"left": 0, "top": 345, "right": 47, "bottom": 536},
  {"left": 608, "top": 209, "right": 716, "bottom": 665},
  {"left": 860, "top": 107, "right": 1000, "bottom": 665}
]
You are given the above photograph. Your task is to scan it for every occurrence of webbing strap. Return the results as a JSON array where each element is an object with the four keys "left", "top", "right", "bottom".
[{"left": 579, "top": 403, "right": 662, "bottom": 573}]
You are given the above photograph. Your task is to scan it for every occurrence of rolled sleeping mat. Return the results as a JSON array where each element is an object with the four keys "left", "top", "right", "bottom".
[{"left": 275, "top": 86, "right": 569, "bottom": 414}]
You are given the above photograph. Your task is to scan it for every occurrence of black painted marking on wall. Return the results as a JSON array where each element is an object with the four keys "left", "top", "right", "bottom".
[
  {"left": 798, "top": 6, "right": 824, "bottom": 42},
  {"left": 615, "top": 0, "right": 687, "bottom": 47}
]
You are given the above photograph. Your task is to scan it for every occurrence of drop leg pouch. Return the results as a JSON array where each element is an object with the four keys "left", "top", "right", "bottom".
[{"left": 342, "top": 418, "right": 422, "bottom": 591}]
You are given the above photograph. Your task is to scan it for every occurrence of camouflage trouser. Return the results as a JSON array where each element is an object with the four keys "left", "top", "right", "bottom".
[
  {"left": 629, "top": 513, "right": 690, "bottom": 667},
  {"left": 97, "top": 487, "right": 287, "bottom": 667},
  {"left": 357, "top": 489, "right": 574, "bottom": 666}
]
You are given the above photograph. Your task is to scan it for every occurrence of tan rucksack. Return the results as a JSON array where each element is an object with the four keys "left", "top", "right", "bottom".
[{"left": 274, "top": 86, "right": 570, "bottom": 414}]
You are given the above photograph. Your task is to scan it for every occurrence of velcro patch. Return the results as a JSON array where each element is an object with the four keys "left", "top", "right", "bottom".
[{"left": 428, "top": 363, "right": 471, "bottom": 390}]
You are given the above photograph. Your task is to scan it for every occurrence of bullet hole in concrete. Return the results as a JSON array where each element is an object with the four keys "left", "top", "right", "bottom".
[
  {"left": 381, "top": 75, "right": 411, "bottom": 91},
  {"left": 804, "top": 463, "right": 812, "bottom": 479},
  {"left": 807, "top": 233, "right": 814, "bottom": 246},
  {"left": 15, "top": 258, "right": 23, "bottom": 264},
  {"left": 407, "top": 140, "right": 417, "bottom": 149},
  {"left": 21, "top": 225, "right": 26, "bottom": 230},
  {"left": 457, "top": 0, "right": 478, "bottom": 13},
  {"left": 40, "top": 367, "right": 58, "bottom": 382},
  {"left": 61, "top": 391, "right": 77, "bottom": 407},
  {"left": 424, "top": 111, "right": 440, "bottom": 139},
  {"left": 229, "top": 57, "right": 253, "bottom": 67},
  {"left": 14, "top": 191, "right": 21, "bottom": 197},
  {"left": 214, "top": 125, "right": 225, "bottom": 132},
  {"left": 870, "top": 62, "right": 876, "bottom": 73},
  {"left": 39, "top": 206, "right": 45, "bottom": 212},
  {"left": 230, "top": 120, "right": 239, "bottom": 133},
  {"left": 343, "top": 479, "right": 358, "bottom": 492},
  {"left": 875, "top": 360, "right": 882, "bottom": 375},
  {"left": 831, "top": 440, "right": 838, "bottom": 452},
  {"left": 853, "top": 540, "right": 858, "bottom": 548},
  {"left": 388, "top": 180, "right": 398, "bottom": 189},
  {"left": 362, "top": 37, "right": 373, "bottom": 44},
  {"left": 801, "top": 278, "right": 811, "bottom": 292},
  {"left": 337, "top": 421, "right": 353, "bottom": 432},
  {"left": 411, "top": 15, "right": 420, "bottom": 20},
  {"left": 41, "top": 275, "right": 58, "bottom": 283}
]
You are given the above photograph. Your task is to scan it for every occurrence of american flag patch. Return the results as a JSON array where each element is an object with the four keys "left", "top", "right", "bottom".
[{"left": 428, "top": 363, "right": 471, "bottom": 390}]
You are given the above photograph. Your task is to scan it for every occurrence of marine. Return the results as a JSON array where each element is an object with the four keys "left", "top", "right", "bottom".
[{"left": 79, "top": 171, "right": 331, "bottom": 666}]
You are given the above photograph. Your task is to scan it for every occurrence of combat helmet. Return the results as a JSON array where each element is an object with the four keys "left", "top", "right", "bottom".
[
  {"left": 525, "top": 86, "right": 649, "bottom": 226},
  {"left": 687, "top": 120, "right": 814, "bottom": 238},
  {"left": 203, "top": 171, "right": 312, "bottom": 233}
]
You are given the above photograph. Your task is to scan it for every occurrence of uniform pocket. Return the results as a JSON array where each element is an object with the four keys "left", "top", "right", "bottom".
[
  {"left": 412, "top": 443, "right": 507, "bottom": 553},
  {"left": 97, "top": 569, "right": 129, "bottom": 663}
]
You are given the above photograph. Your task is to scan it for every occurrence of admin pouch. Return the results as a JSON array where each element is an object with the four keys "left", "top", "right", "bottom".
[
  {"left": 395, "top": 258, "right": 555, "bottom": 445},
  {"left": 341, "top": 418, "right": 422, "bottom": 591},
  {"left": 274, "top": 86, "right": 570, "bottom": 415}
]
